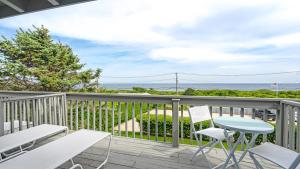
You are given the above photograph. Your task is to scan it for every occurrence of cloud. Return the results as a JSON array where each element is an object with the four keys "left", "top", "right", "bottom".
[
  {"left": 1, "top": 0, "right": 300, "bottom": 83},
  {"left": 149, "top": 46, "right": 271, "bottom": 63}
]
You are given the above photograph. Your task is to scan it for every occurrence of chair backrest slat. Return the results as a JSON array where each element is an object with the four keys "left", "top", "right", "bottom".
[{"left": 188, "top": 106, "right": 212, "bottom": 124}]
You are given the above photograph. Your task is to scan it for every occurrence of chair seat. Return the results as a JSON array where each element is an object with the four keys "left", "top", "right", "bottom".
[
  {"left": 195, "top": 128, "right": 233, "bottom": 140},
  {"left": 249, "top": 142, "right": 300, "bottom": 169}
]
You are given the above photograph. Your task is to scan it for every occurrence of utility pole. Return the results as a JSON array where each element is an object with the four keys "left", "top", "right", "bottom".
[{"left": 175, "top": 72, "right": 178, "bottom": 95}]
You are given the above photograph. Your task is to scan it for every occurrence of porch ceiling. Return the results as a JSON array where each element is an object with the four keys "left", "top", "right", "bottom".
[{"left": 0, "top": 0, "right": 95, "bottom": 19}]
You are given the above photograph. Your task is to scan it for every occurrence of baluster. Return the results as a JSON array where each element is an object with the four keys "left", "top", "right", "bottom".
[
  {"left": 63, "top": 95, "right": 68, "bottom": 126},
  {"left": 2, "top": 101, "right": 6, "bottom": 125},
  {"left": 147, "top": 104, "right": 150, "bottom": 140},
  {"left": 132, "top": 102, "right": 135, "bottom": 138},
  {"left": 93, "top": 100, "right": 96, "bottom": 130},
  {"left": 81, "top": 99, "right": 84, "bottom": 129},
  {"left": 10, "top": 101, "right": 14, "bottom": 133},
  {"left": 181, "top": 105, "right": 184, "bottom": 140},
  {"left": 230, "top": 107, "right": 233, "bottom": 116},
  {"left": 49, "top": 98, "right": 52, "bottom": 124},
  {"left": 209, "top": 106, "right": 213, "bottom": 116},
  {"left": 57, "top": 97, "right": 60, "bottom": 125},
  {"left": 33, "top": 99, "right": 37, "bottom": 126},
  {"left": 43, "top": 98, "right": 47, "bottom": 124},
  {"left": 14, "top": 101, "right": 17, "bottom": 127},
  {"left": 111, "top": 102, "right": 115, "bottom": 135},
  {"left": 296, "top": 107, "right": 300, "bottom": 152},
  {"left": 288, "top": 106, "right": 295, "bottom": 150},
  {"left": 18, "top": 101, "right": 22, "bottom": 131},
  {"left": 7, "top": 102, "right": 10, "bottom": 124},
  {"left": 99, "top": 100, "right": 102, "bottom": 131},
  {"left": 70, "top": 100, "right": 73, "bottom": 130},
  {"left": 283, "top": 104, "right": 289, "bottom": 148},
  {"left": 190, "top": 114, "right": 193, "bottom": 144},
  {"left": 263, "top": 109, "right": 268, "bottom": 142},
  {"left": 155, "top": 104, "right": 158, "bottom": 141},
  {"left": 118, "top": 102, "right": 121, "bottom": 136},
  {"left": 163, "top": 104, "right": 166, "bottom": 142},
  {"left": 38, "top": 98, "right": 42, "bottom": 125},
  {"left": 75, "top": 99, "right": 79, "bottom": 130},
  {"left": 125, "top": 102, "right": 128, "bottom": 137},
  {"left": 240, "top": 107, "right": 245, "bottom": 117},
  {"left": 105, "top": 101, "right": 108, "bottom": 132},
  {"left": 22, "top": 100, "right": 26, "bottom": 121},
  {"left": 140, "top": 102, "right": 143, "bottom": 139},
  {"left": 87, "top": 100, "right": 90, "bottom": 130},
  {"left": 26, "top": 99, "right": 30, "bottom": 128},
  {"left": 199, "top": 122, "right": 203, "bottom": 145},
  {"left": 240, "top": 107, "right": 245, "bottom": 150},
  {"left": 252, "top": 108, "right": 256, "bottom": 119}
]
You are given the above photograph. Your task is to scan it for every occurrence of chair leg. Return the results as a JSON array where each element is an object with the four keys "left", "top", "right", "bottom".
[
  {"left": 201, "top": 149, "right": 213, "bottom": 169},
  {"left": 249, "top": 153, "right": 264, "bottom": 169},
  {"left": 191, "top": 141, "right": 216, "bottom": 161},
  {"left": 206, "top": 140, "right": 220, "bottom": 154}
]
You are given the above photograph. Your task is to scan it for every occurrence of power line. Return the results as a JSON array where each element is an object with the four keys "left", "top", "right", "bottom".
[{"left": 179, "top": 70, "right": 300, "bottom": 77}]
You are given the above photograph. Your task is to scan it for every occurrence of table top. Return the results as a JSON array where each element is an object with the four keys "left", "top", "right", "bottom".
[{"left": 214, "top": 116, "right": 274, "bottom": 134}]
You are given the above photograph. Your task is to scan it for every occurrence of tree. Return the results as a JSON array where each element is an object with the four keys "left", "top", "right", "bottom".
[{"left": 0, "top": 26, "right": 101, "bottom": 92}]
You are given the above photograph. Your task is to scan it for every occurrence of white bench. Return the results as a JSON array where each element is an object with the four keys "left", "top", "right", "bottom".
[
  {"left": 0, "top": 130, "right": 112, "bottom": 169},
  {"left": 0, "top": 124, "right": 68, "bottom": 162}
]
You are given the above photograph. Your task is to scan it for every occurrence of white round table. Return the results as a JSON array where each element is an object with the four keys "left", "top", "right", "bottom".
[{"left": 213, "top": 117, "right": 274, "bottom": 169}]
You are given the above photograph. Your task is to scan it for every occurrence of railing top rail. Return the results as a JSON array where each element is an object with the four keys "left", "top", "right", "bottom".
[
  {"left": 281, "top": 100, "right": 300, "bottom": 107},
  {"left": 66, "top": 92, "right": 282, "bottom": 109},
  {"left": 0, "top": 93, "right": 65, "bottom": 102},
  {"left": 66, "top": 92, "right": 282, "bottom": 101}
]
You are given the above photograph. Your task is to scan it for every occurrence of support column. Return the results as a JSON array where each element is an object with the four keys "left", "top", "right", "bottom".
[{"left": 172, "top": 99, "right": 180, "bottom": 147}]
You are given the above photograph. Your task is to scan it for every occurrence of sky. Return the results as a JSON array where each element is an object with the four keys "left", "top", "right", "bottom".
[{"left": 0, "top": 0, "right": 300, "bottom": 83}]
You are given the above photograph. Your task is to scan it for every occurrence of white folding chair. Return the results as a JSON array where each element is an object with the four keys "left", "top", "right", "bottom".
[
  {"left": 248, "top": 142, "right": 300, "bottom": 169},
  {"left": 188, "top": 105, "right": 234, "bottom": 168}
]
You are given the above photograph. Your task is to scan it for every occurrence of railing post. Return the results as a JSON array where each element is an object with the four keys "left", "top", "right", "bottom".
[
  {"left": 275, "top": 107, "right": 282, "bottom": 146},
  {"left": 0, "top": 101, "right": 4, "bottom": 136},
  {"left": 172, "top": 99, "right": 180, "bottom": 148}
]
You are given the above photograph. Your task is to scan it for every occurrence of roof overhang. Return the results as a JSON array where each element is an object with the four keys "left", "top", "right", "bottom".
[{"left": 0, "top": 0, "right": 95, "bottom": 19}]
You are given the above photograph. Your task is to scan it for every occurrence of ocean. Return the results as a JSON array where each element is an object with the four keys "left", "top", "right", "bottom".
[{"left": 101, "top": 83, "right": 300, "bottom": 91}]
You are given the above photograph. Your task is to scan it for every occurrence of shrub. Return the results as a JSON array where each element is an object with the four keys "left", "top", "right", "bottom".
[{"left": 136, "top": 114, "right": 276, "bottom": 145}]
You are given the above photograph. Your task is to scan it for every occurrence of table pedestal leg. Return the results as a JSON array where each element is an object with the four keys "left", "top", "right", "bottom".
[
  {"left": 221, "top": 130, "right": 244, "bottom": 169},
  {"left": 222, "top": 132, "right": 260, "bottom": 169}
]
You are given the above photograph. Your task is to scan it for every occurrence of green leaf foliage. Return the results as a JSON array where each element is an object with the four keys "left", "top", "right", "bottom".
[
  {"left": 136, "top": 114, "right": 276, "bottom": 145},
  {"left": 0, "top": 26, "right": 101, "bottom": 91}
]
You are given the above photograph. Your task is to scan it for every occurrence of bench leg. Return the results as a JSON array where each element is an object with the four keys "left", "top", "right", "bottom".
[
  {"left": 68, "top": 135, "right": 112, "bottom": 169},
  {"left": 70, "top": 159, "right": 83, "bottom": 169},
  {"left": 96, "top": 135, "right": 112, "bottom": 169}
]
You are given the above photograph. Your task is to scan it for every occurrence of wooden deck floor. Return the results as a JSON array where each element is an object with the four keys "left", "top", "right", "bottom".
[{"left": 37, "top": 134, "right": 278, "bottom": 169}]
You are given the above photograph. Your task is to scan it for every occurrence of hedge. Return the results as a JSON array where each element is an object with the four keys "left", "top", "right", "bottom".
[{"left": 136, "top": 114, "right": 276, "bottom": 145}]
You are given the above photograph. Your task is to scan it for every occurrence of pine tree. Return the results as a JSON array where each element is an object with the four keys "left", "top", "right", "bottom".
[{"left": 0, "top": 26, "right": 101, "bottom": 91}]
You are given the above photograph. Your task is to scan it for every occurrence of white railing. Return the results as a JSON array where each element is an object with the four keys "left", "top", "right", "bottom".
[
  {"left": 278, "top": 100, "right": 300, "bottom": 151},
  {"left": 0, "top": 92, "right": 67, "bottom": 136},
  {"left": 65, "top": 93, "right": 282, "bottom": 147},
  {"left": 0, "top": 91, "right": 299, "bottom": 151}
]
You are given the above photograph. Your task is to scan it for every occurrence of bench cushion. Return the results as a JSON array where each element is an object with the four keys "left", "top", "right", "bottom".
[
  {"left": 0, "top": 124, "right": 67, "bottom": 153},
  {"left": 0, "top": 130, "right": 110, "bottom": 169}
]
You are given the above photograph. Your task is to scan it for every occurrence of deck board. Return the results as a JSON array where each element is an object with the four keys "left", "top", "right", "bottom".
[{"left": 34, "top": 134, "right": 279, "bottom": 169}]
